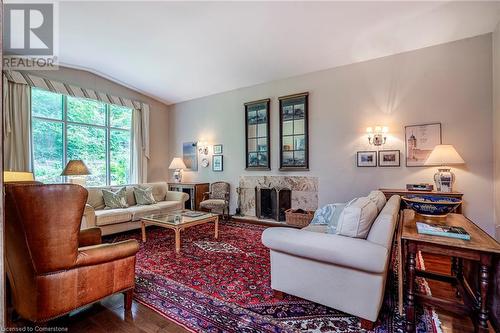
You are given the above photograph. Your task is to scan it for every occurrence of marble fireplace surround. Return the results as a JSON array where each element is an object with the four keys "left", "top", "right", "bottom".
[{"left": 239, "top": 176, "right": 318, "bottom": 217}]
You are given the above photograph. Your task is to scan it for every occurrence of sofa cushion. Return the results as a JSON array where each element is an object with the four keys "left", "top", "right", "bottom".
[
  {"left": 336, "top": 197, "right": 377, "bottom": 238},
  {"left": 142, "top": 182, "right": 168, "bottom": 202},
  {"left": 367, "top": 190, "right": 386, "bottom": 212},
  {"left": 310, "top": 204, "right": 336, "bottom": 225},
  {"left": 133, "top": 186, "right": 157, "bottom": 205},
  {"left": 102, "top": 187, "right": 129, "bottom": 209},
  {"left": 327, "top": 203, "right": 346, "bottom": 234},
  {"left": 87, "top": 188, "right": 105, "bottom": 210},
  {"left": 95, "top": 209, "right": 132, "bottom": 226}
]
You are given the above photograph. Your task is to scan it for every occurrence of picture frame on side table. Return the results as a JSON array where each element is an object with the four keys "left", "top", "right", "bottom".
[
  {"left": 405, "top": 123, "right": 442, "bottom": 167},
  {"left": 379, "top": 150, "right": 401, "bottom": 167},
  {"left": 212, "top": 155, "right": 223, "bottom": 172},
  {"left": 213, "top": 144, "right": 223, "bottom": 155},
  {"left": 357, "top": 151, "right": 377, "bottom": 167}
]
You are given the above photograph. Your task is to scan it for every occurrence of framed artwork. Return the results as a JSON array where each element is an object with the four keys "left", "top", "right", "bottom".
[
  {"left": 212, "top": 155, "right": 223, "bottom": 172},
  {"left": 279, "top": 92, "right": 309, "bottom": 170},
  {"left": 213, "top": 144, "right": 223, "bottom": 155},
  {"left": 245, "top": 99, "right": 270, "bottom": 170},
  {"left": 182, "top": 141, "right": 198, "bottom": 171},
  {"left": 405, "top": 123, "right": 442, "bottom": 167},
  {"left": 357, "top": 151, "right": 377, "bottom": 167},
  {"left": 379, "top": 150, "right": 400, "bottom": 167}
]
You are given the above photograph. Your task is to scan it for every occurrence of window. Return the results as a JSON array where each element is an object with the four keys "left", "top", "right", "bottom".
[{"left": 31, "top": 88, "right": 133, "bottom": 186}]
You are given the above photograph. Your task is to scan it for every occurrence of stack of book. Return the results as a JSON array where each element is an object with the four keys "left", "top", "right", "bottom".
[{"left": 416, "top": 221, "right": 470, "bottom": 240}]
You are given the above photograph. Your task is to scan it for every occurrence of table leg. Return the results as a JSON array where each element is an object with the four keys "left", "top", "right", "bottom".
[
  {"left": 175, "top": 229, "right": 181, "bottom": 253},
  {"left": 478, "top": 254, "right": 491, "bottom": 332},
  {"left": 406, "top": 242, "right": 417, "bottom": 333},
  {"left": 215, "top": 216, "right": 219, "bottom": 239},
  {"left": 141, "top": 221, "right": 146, "bottom": 242}
]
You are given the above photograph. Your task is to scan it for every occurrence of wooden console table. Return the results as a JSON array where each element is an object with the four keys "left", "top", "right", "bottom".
[
  {"left": 168, "top": 182, "right": 209, "bottom": 210},
  {"left": 401, "top": 210, "right": 500, "bottom": 332},
  {"left": 379, "top": 188, "right": 464, "bottom": 214}
]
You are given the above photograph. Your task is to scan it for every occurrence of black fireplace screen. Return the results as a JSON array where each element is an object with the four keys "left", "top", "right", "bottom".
[{"left": 255, "top": 187, "right": 291, "bottom": 221}]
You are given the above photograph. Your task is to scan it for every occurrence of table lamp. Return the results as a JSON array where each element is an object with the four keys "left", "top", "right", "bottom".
[
  {"left": 61, "top": 160, "right": 91, "bottom": 186},
  {"left": 169, "top": 157, "right": 187, "bottom": 183},
  {"left": 424, "top": 145, "right": 465, "bottom": 192}
]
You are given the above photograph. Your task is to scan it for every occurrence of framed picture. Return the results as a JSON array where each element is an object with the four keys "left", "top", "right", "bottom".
[
  {"left": 182, "top": 142, "right": 198, "bottom": 171},
  {"left": 212, "top": 155, "right": 223, "bottom": 172},
  {"left": 357, "top": 151, "right": 377, "bottom": 167},
  {"left": 279, "top": 92, "right": 309, "bottom": 170},
  {"left": 405, "top": 123, "right": 442, "bottom": 167},
  {"left": 213, "top": 144, "right": 223, "bottom": 155},
  {"left": 245, "top": 99, "right": 271, "bottom": 170},
  {"left": 379, "top": 150, "right": 400, "bottom": 167}
]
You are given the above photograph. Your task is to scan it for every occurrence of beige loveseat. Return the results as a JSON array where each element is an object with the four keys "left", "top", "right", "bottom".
[
  {"left": 262, "top": 195, "right": 400, "bottom": 325},
  {"left": 82, "top": 182, "right": 189, "bottom": 235}
]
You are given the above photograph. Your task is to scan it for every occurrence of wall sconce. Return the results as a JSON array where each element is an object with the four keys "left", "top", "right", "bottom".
[
  {"left": 197, "top": 141, "right": 209, "bottom": 155},
  {"left": 366, "top": 126, "right": 388, "bottom": 146}
]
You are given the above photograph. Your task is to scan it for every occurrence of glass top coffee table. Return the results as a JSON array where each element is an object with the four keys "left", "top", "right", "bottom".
[{"left": 140, "top": 210, "right": 219, "bottom": 253}]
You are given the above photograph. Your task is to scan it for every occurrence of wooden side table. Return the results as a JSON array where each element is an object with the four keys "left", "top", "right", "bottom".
[
  {"left": 401, "top": 210, "right": 500, "bottom": 332},
  {"left": 168, "top": 182, "right": 209, "bottom": 210},
  {"left": 379, "top": 189, "right": 464, "bottom": 214}
]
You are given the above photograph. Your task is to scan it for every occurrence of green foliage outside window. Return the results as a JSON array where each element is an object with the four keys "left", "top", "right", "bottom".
[{"left": 31, "top": 88, "right": 133, "bottom": 186}]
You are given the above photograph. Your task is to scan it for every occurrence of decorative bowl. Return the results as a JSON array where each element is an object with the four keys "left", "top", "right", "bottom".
[{"left": 401, "top": 195, "right": 462, "bottom": 217}]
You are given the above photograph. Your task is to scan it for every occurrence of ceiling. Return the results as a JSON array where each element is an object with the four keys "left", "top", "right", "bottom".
[{"left": 58, "top": 1, "right": 500, "bottom": 105}]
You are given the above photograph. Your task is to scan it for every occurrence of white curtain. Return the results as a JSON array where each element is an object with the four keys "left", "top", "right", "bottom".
[
  {"left": 3, "top": 76, "right": 32, "bottom": 171},
  {"left": 131, "top": 105, "right": 150, "bottom": 183}
]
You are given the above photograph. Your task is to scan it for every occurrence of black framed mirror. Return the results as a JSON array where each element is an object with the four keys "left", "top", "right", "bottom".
[
  {"left": 279, "top": 92, "right": 309, "bottom": 170},
  {"left": 245, "top": 99, "right": 271, "bottom": 170}
]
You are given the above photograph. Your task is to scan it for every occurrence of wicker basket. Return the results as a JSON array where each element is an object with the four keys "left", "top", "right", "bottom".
[{"left": 285, "top": 209, "right": 315, "bottom": 228}]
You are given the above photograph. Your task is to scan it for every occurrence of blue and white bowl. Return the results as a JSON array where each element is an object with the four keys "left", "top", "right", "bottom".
[{"left": 401, "top": 195, "right": 462, "bottom": 217}]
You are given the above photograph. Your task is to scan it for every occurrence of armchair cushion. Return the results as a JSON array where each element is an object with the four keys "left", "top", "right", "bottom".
[
  {"left": 76, "top": 240, "right": 139, "bottom": 267},
  {"left": 78, "top": 227, "right": 102, "bottom": 247},
  {"left": 200, "top": 199, "right": 228, "bottom": 210},
  {"left": 262, "top": 227, "right": 388, "bottom": 273}
]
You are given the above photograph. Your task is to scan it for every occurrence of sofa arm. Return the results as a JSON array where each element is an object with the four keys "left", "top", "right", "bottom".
[
  {"left": 165, "top": 191, "right": 189, "bottom": 203},
  {"left": 262, "top": 227, "right": 388, "bottom": 274},
  {"left": 81, "top": 204, "right": 96, "bottom": 229},
  {"left": 78, "top": 227, "right": 102, "bottom": 247},
  {"left": 76, "top": 240, "right": 139, "bottom": 267}
]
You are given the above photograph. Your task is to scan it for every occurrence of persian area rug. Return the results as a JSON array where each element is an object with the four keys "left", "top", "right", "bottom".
[{"left": 107, "top": 221, "right": 441, "bottom": 333}]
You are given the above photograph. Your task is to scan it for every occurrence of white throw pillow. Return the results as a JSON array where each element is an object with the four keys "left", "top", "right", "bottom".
[
  {"left": 367, "top": 190, "right": 386, "bottom": 212},
  {"left": 336, "top": 197, "right": 378, "bottom": 238}
]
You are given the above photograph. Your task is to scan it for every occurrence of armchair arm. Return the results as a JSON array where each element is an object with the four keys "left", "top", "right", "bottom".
[
  {"left": 262, "top": 228, "right": 388, "bottom": 274},
  {"left": 81, "top": 204, "right": 96, "bottom": 228},
  {"left": 165, "top": 191, "right": 189, "bottom": 203},
  {"left": 76, "top": 240, "right": 139, "bottom": 267},
  {"left": 78, "top": 227, "right": 102, "bottom": 247}
]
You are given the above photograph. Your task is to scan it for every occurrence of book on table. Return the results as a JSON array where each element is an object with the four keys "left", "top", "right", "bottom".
[{"left": 416, "top": 221, "right": 470, "bottom": 240}]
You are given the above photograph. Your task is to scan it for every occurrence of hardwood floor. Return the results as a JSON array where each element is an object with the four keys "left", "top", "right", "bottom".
[{"left": 6, "top": 244, "right": 496, "bottom": 332}]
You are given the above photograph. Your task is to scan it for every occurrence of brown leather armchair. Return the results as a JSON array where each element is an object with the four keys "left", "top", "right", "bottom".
[{"left": 5, "top": 183, "right": 139, "bottom": 323}]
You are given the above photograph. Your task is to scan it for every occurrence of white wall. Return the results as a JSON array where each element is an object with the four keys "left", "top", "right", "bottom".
[
  {"left": 168, "top": 34, "right": 495, "bottom": 235},
  {"left": 493, "top": 22, "right": 500, "bottom": 241},
  {"left": 23, "top": 66, "right": 171, "bottom": 181}
]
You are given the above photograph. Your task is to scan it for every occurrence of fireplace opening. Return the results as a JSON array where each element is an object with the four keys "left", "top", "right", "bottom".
[{"left": 255, "top": 186, "right": 291, "bottom": 221}]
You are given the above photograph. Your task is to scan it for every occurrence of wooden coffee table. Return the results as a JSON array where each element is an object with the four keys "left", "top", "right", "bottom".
[{"left": 141, "top": 210, "right": 219, "bottom": 253}]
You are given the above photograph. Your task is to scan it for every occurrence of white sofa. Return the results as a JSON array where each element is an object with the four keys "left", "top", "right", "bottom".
[
  {"left": 262, "top": 195, "right": 400, "bottom": 324},
  {"left": 82, "top": 182, "right": 189, "bottom": 235}
]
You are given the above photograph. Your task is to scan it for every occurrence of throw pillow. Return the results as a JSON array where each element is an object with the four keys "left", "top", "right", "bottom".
[
  {"left": 326, "top": 203, "right": 346, "bottom": 234},
  {"left": 336, "top": 197, "right": 377, "bottom": 238},
  {"left": 133, "top": 186, "right": 157, "bottom": 205},
  {"left": 310, "top": 204, "right": 337, "bottom": 225},
  {"left": 102, "top": 187, "right": 129, "bottom": 209},
  {"left": 367, "top": 190, "right": 386, "bottom": 212}
]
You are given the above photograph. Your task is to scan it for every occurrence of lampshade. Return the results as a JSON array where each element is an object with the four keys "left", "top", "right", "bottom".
[
  {"left": 61, "top": 160, "right": 91, "bottom": 176},
  {"left": 4, "top": 171, "right": 34, "bottom": 182},
  {"left": 424, "top": 145, "right": 465, "bottom": 166},
  {"left": 169, "top": 157, "right": 187, "bottom": 170}
]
